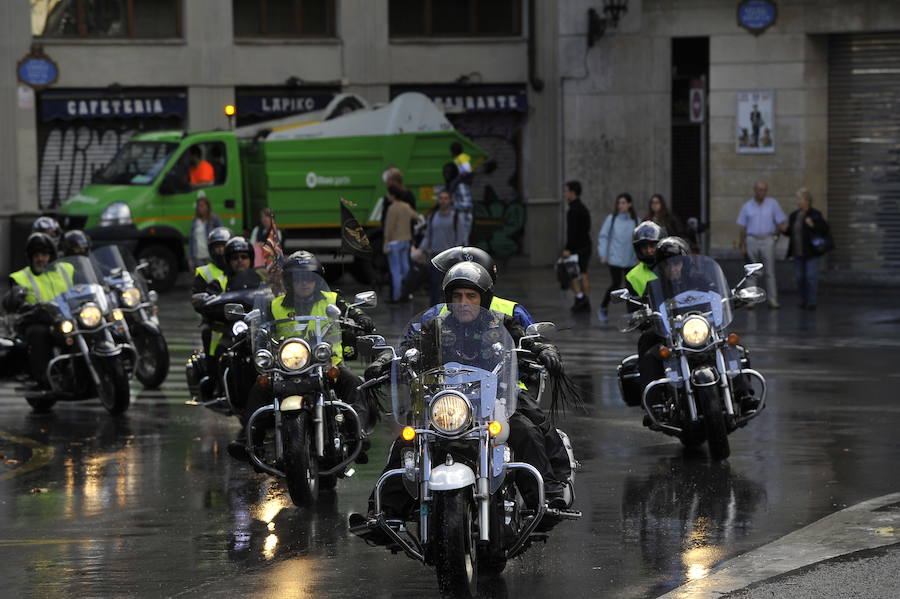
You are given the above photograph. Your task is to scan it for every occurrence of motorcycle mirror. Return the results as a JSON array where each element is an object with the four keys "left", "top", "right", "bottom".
[
  {"left": 359, "top": 334, "right": 387, "bottom": 349},
  {"left": 325, "top": 303, "right": 342, "bottom": 319},
  {"left": 744, "top": 263, "right": 764, "bottom": 277},
  {"left": 610, "top": 288, "right": 630, "bottom": 303},
  {"left": 136, "top": 261, "right": 149, "bottom": 273},
  {"left": 525, "top": 322, "right": 556, "bottom": 338},
  {"left": 352, "top": 291, "right": 377, "bottom": 308},
  {"left": 109, "top": 266, "right": 124, "bottom": 278},
  {"left": 404, "top": 348, "right": 420, "bottom": 363},
  {"left": 243, "top": 308, "right": 261, "bottom": 323},
  {"left": 224, "top": 303, "right": 245, "bottom": 321},
  {"left": 147, "top": 290, "right": 158, "bottom": 303}
]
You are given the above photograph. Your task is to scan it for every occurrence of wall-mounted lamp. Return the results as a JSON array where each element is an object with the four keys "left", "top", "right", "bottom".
[
  {"left": 285, "top": 76, "right": 304, "bottom": 87},
  {"left": 588, "top": 0, "right": 629, "bottom": 47}
]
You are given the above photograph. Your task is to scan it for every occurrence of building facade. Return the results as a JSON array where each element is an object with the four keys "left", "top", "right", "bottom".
[{"left": 2, "top": 0, "right": 899, "bottom": 278}]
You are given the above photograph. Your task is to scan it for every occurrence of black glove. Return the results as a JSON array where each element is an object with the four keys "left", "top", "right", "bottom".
[
  {"left": 538, "top": 348, "right": 563, "bottom": 376},
  {"left": 364, "top": 360, "right": 388, "bottom": 381}
]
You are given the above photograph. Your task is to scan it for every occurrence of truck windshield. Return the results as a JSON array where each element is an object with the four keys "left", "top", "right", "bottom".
[{"left": 95, "top": 141, "right": 178, "bottom": 185}]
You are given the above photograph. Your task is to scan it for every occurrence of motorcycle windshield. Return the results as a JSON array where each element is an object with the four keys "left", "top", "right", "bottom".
[
  {"left": 92, "top": 245, "right": 150, "bottom": 296},
  {"left": 249, "top": 274, "right": 341, "bottom": 371},
  {"left": 391, "top": 306, "right": 518, "bottom": 427},
  {"left": 647, "top": 255, "right": 733, "bottom": 336},
  {"left": 47, "top": 256, "right": 110, "bottom": 315}
]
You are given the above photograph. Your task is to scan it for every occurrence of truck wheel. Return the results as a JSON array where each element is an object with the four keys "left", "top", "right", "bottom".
[{"left": 137, "top": 245, "right": 179, "bottom": 292}]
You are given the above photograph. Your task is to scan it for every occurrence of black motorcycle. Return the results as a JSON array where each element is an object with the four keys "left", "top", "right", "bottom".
[
  {"left": 9, "top": 256, "right": 133, "bottom": 414},
  {"left": 614, "top": 256, "right": 768, "bottom": 460},
  {"left": 93, "top": 245, "right": 169, "bottom": 389}
]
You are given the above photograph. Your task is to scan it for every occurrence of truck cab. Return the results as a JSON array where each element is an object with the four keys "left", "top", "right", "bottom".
[{"left": 57, "top": 131, "right": 243, "bottom": 290}]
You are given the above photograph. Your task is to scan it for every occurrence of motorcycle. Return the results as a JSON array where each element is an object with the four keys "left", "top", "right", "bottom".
[
  {"left": 11, "top": 256, "right": 134, "bottom": 414},
  {"left": 353, "top": 307, "right": 580, "bottom": 597},
  {"left": 229, "top": 275, "right": 376, "bottom": 506},
  {"left": 92, "top": 244, "right": 169, "bottom": 389},
  {"left": 614, "top": 256, "right": 768, "bottom": 460},
  {"left": 185, "top": 285, "right": 269, "bottom": 415}
]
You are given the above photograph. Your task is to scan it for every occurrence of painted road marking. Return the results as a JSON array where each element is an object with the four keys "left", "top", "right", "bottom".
[
  {"left": 0, "top": 431, "right": 54, "bottom": 481},
  {"left": 658, "top": 491, "right": 900, "bottom": 599}
]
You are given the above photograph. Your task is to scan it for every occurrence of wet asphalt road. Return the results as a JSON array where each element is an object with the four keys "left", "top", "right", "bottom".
[{"left": 1, "top": 267, "right": 898, "bottom": 598}]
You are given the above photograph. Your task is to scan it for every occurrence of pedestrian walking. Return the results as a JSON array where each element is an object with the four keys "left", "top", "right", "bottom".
[
  {"left": 383, "top": 185, "right": 419, "bottom": 303},
  {"left": 737, "top": 180, "right": 787, "bottom": 308},
  {"left": 188, "top": 191, "right": 222, "bottom": 269},
  {"left": 419, "top": 187, "right": 466, "bottom": 305},
  {"left": 644, "top": 193, "right": 682, "bottom": 237},
  {"left": 249, "top": 207, "right": 283, "bottom": 267},
  {"left": 443, "top": 160, "right": 473, "bottom": 244},
  {"left": 597, "top": 193, "right": 639, "bottom": 322},
  {"left": 561, "top": 180, "right": 592, "bottom": 312},
  {"left": 786, "top": 188, "right": 833, "bottom": 311}
]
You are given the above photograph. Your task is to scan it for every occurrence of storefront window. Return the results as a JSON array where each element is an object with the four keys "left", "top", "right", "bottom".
[
  {"left": 390, "top": 0, "right": 521, "bottom": 38},
  {"left": 32, "top": 0, "right": 181, "bottom": 38},
  {"left": 233, "top": 0, "right": 336, "bottom": 37}
]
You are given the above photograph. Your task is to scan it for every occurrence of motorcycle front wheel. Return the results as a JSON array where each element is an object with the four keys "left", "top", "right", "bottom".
[
  {"left": 95, "top": 356, "right": 131, "bottom": 415},
  {"left": 283, "top": 411, "right": 319, "bottom": 506},
  {"left": 434, "top": 489, "right": 478, "bottom": 597},
  {"left": 26, "top": 397, "right": 57, "bottom": 413},
  {"left": 134, "top": 328, "right": 170, "bottom": 389},
  {"left": 699, "top": 386, "right": 730, "bottom": 460}
]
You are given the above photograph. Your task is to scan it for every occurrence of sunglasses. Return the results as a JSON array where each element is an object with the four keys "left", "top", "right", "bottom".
[{"left": 229, "top": 253, "right": 251, "bottom": 261}]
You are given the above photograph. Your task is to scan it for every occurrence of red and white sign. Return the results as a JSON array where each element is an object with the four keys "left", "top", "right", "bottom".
[{"left": 689, "top": 88, "right": 705, "bottom": 123}]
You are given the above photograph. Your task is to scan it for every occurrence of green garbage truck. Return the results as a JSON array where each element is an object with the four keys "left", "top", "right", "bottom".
[{"left": 56, "top": 93, "right": 485, "bottom": 291}]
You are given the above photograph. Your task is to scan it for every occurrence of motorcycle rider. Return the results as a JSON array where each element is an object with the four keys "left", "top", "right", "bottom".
[
  {"left": 429, "top": 246, "right": 574, "bottom": 486},
  {"left": 192, "top": 227, "right": 232, "bottom": 362},
  {"left": 625, "top": 221, "right": 667, "bottom": 300},
  {"left": 227, "top": 250, "right": 375, "bottom": 461},
  {"left": 351, "top": 262, "right": 568, "bottom": 540},
  {"left": 3, "top": 233, "right": 72, "bottom": 389},
  {"left": 59, "top": 230, "right": 92, "bottom": 257}
]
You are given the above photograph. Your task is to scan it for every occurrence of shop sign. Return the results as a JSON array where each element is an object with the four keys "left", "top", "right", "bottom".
[
  {"left": 40, "top": 94, "right": 187, "bottom": 121},
  {"left": 391, "top": 85, "right": 528, "bottom": 113},
  {"left": 236, "top": 93, "right": 334, "bottom": 117}
]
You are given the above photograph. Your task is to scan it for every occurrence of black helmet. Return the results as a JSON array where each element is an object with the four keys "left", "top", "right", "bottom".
[
  {"left": 633, "top": 221, "right": 667, "bottom": 265},
  {"left": 224, "top": 236, "right": 252, "bottom": 274},
  {"left": 61, "top": 230, "right": 92, "bottom": 256},
  {"left": 32, "top": 216, "right": 62, "bottom": 243},
  {"left": 431, "top": 246, "right": 498, "bottom": 283},
  {"left": 282, "top": 250, "right": 326, "bottom": 309},
  {"left": 207, "top": 226, "right": 233, "bottom": 269},
  {"left": 442, "top": 261, "right": 494, "bottom": 308},
  {"left": 25, "top": 232, "right": 57, "bottom": 262},
  {"left": 655, "top": 236, "right": 691, "bottom": 263}
]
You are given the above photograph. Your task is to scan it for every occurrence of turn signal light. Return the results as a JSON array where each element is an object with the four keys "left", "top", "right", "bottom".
[
  {"left": 727, "top": 333, "right": 740, "bottom": 345},
  {"left": 327, "top": 366, "right": 340, "bottom": 381},
  {"left": 488, "top": 421, "right": 503, "bottom": 436},
  {"left": 257, "top": 375, "right": 270, "bottom": 386},
  {"left": 658, "top": 346, "right": 672, "bottom": 359},
  {"left": 401, "top": 426, "right": 416, "bottom": 441}
]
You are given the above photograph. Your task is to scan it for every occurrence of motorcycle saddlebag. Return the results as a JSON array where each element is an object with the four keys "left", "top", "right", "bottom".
[
  {"left": 185, "top": 350, "right": 209, "bottom": 398},
  {"left": 617, "top": 354, "right": 642, "bottom": 407}
]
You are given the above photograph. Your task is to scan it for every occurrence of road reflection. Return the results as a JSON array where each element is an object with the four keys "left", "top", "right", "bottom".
[{"left": 621, "top": 455, "right": 767, "bottom": 591}]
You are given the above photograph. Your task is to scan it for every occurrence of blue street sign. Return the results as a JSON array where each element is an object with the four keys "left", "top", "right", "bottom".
[
  {"left": 737, "top": 0, "right": 777, "bottom": 35},
  {"left": 18, "top": 57, "right": 58, "bottom": 88}
]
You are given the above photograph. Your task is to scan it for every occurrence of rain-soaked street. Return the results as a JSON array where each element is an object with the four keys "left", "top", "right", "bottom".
[{"left": 1, "top": 267, "right": 897, "bottom": 598}]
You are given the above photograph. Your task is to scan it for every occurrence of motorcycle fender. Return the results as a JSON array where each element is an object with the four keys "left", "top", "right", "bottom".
[
  {"left": 279, "top": 395, "right": 305, "bottom": 412},
  {"left": 132, "top": 319, "right": 161, "bottom": 336},
  {"left": 92, "top": 340, "right": 122, "bottom": 358},
  {"left": 429, "top": 463, "right": 476, "bottom": 491},
  {"left": 691, "top": 365, "right": 719, "bottom": 387}
]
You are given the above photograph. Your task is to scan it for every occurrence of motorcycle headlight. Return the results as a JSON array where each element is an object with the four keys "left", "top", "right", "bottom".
[
  {"left": 111, "top": 309, "right": 124, "bottom": 321},
  {"left": 279, "top": 340, "right": 310, "bottom": 371},
  {"left": 254, "top": 349, "right": 274, "bottom": 370},
  {"left": 121, "top": 287, "right": 141, "bottom": 308},
  {"left": 60, "top": 320, "right": 74, "bottom": 334},
  {"left": 682, "top": 316, "right": 711, "bottom": 347},
  {"left": 313, "top": 343, "right": 332, "bottom": 363},
  {"left": 232, "top": 321, "right": 248, "bottom": 336},
  {"left": 430, "top": 391, "right": 472, "bottom": 435},
  {"left": 78, "top": 304, "right": 103, "bottom": 329}
]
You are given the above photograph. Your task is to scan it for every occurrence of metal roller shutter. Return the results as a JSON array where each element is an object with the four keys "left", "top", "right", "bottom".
[{"left": 828, "top": 33, "right": 900, "bottom": 271}]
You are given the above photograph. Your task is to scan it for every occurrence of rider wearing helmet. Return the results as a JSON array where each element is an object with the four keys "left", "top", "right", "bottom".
[
  {"left": 227, "top": 250, "right": 375, "bottom": 461},
  {"left": 3, "top": 233, "right": 72, "bottom": 388},
  {"left": 191, "top": 226, "right": 233, "bottom": 300},
  {"left": 60, "top": 230, "right": 92, "bottom": 257},
  {"left": 626, "top": 221, "right": 667, "bottom": 299},
  {"left": 353, "top": 262, "right": 567, "bottom": 538},
  {"left": 31, "top": 216, "right": 63, "bottom": 247}
]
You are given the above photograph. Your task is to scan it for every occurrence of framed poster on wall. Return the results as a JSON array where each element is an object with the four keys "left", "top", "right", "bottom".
[{"left": 736, "top": 90, "right": 774, "bottom": 153}]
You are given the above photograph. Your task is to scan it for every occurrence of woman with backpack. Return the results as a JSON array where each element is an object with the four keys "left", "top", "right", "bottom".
[
  {"left": 418, "top": 187, "right": 466, "bottom": 304},
  {"left": 597, "top": 192, "right": 639, "bottom": 322}
]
